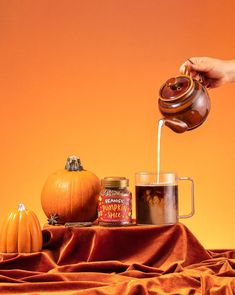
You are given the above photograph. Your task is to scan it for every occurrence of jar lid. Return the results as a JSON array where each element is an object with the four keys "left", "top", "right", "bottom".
[
  {"left": 159, "top": 75, "right": 194, "bottom": 101},
  {"left": 101, "top": 177, "right": 129, "bottom": 188}
]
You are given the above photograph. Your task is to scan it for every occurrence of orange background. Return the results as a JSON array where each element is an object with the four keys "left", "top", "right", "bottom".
[{"left": 0, "top": 0, "right": 235, "bottom": 248}]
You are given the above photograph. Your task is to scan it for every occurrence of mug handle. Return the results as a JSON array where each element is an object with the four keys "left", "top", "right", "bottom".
[{"left": 178, "top": 177, "right": 195, "bottom": 219}]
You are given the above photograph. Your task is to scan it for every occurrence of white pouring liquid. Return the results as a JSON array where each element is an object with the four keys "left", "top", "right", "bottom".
[{"left": 157, "top": 119, "right": 165, "bottom": 183}]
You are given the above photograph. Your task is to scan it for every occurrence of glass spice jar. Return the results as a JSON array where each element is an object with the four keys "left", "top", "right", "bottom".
[{"left": 98, "top": 177, "right": 132, "bottom": 226}]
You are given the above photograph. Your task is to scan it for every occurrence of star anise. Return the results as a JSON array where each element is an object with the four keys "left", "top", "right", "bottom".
[{"left": 48, "top": 213, "right": 60, "bottom": 225}]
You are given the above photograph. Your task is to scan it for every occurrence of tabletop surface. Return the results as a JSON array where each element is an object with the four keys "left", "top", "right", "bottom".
[{"left": 0, "top": 223, "right": 234, "bottom": 294}]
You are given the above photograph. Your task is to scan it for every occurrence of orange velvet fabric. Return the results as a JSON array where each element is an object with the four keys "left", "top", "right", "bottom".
[{"left": 0, "top": 223, "right": 234, "bottom": 294}]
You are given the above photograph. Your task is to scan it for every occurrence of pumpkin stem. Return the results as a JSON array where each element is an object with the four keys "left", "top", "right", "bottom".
[
  {"left": 18, "top": 203, "right": 26, "bottom": 212},
  {"left": 65, "top": 156, "right": 84, "bottom": 171}
]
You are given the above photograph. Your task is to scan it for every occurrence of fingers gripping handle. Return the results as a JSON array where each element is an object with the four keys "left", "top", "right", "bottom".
[{"left": 178, "top": 177, "right": 195, "bottom": 219}]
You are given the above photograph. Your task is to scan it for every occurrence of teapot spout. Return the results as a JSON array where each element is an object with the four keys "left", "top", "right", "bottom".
[{"left": 163, "top": 118, "right": 188, "bottom": 133}]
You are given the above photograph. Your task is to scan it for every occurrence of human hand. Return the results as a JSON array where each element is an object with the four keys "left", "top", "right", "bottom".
[{"left": 179, "top": 57, "right": 235, "bottom": 88}]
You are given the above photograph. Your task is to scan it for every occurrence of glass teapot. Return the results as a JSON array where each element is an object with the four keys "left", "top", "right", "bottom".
[{"left": 158, "top": 70, "right": 211, "bottom": 133}]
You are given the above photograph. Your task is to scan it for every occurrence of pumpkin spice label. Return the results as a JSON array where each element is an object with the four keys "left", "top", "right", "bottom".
[{"left": 98, "top": 195, "right": 132, "bottom": 223}]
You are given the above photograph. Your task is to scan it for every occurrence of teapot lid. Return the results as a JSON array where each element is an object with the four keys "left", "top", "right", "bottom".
[{"left": 159, "top": 75, "right": 194, "bottom": 101}]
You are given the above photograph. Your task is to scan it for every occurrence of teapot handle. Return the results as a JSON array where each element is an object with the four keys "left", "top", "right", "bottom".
[
  {"left": 183, "top": 64, "right": 190, "bottom": 76},
  {"left": 183, "top": 59, "right": 194, "bottom": 75},
  {"left": 183, "top": 59, "right": 207, "bottom": 86}
]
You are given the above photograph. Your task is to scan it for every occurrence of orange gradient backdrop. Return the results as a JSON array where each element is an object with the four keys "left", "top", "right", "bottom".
[{"left": 0, "top": 0, "right": 235, "bottom": 248}]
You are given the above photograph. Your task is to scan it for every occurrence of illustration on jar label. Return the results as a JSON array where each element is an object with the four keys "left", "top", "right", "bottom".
[{"left": 98, "top": 195, "right": 132, "bottom": 223}]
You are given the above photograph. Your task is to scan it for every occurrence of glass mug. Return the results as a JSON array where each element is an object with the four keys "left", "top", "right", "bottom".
[{"left": 135, "top": 172, "right": 195, "bottom": 225}]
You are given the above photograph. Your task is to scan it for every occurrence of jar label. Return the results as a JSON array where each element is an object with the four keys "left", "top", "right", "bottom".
[{"left": 98, "top": 195, "right": 132, "bottom": 223}]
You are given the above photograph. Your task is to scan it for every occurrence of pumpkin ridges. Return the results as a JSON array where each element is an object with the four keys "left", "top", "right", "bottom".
[
  {"left": 30, "top": 211, "right": 42, "bottom": 251},
  {"left": 77, "top": 172, "right": 100, "bottom": 221},
  {"left": 70, "top": 172, "right": 76, "bottom": 220},
  {"left": 75, "top": 172, "right": 85, "bottom": 220},
  {"left": 0, "top": 212, "right": 14, "bottom": 253},
  {"left": 26, "top": 210, "right": 42, "bottom": 252},
  {"left": 18, "top": 211, "right": 31, "bottom": 253},
  {"left": 68, "top": 171, "right": 100, "bottom": 222},
  {"left": 41, "top": 170, "right": 73, "bottom": 222},
  {"left": 0, "top": 204, "right": 42, "bottom": 253},
  {"left": 6, "top": 213, "right": 19, "bottom": 253},
  {"left": 58, "top": 172, "right": 75, "bottom": 222}
]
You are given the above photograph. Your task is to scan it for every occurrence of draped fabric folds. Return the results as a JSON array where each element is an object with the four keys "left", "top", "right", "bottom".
[{"left": 0, "top": 223, "right": 234, "bottom": 294}]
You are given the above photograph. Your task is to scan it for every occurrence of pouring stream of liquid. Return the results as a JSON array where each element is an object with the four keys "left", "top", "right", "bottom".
[{"left": 157, "top": 119, "right": 165, "bottom": 183}]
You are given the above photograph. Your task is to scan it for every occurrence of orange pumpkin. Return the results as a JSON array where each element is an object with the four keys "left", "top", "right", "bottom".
[
  {"left": 0, "top": 203, "right": 43, "bottom": 253},
  {"left": 41, "top": 156, "right": 101, "bottom": 224}
]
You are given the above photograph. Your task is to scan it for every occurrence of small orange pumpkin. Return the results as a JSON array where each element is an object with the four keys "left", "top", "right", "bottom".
[
  {"left": 41, "top": 156, "right": 101, "bottom": 224},
  {"left": 0, "top": 203, "right": 43, "bottom": 253}
]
